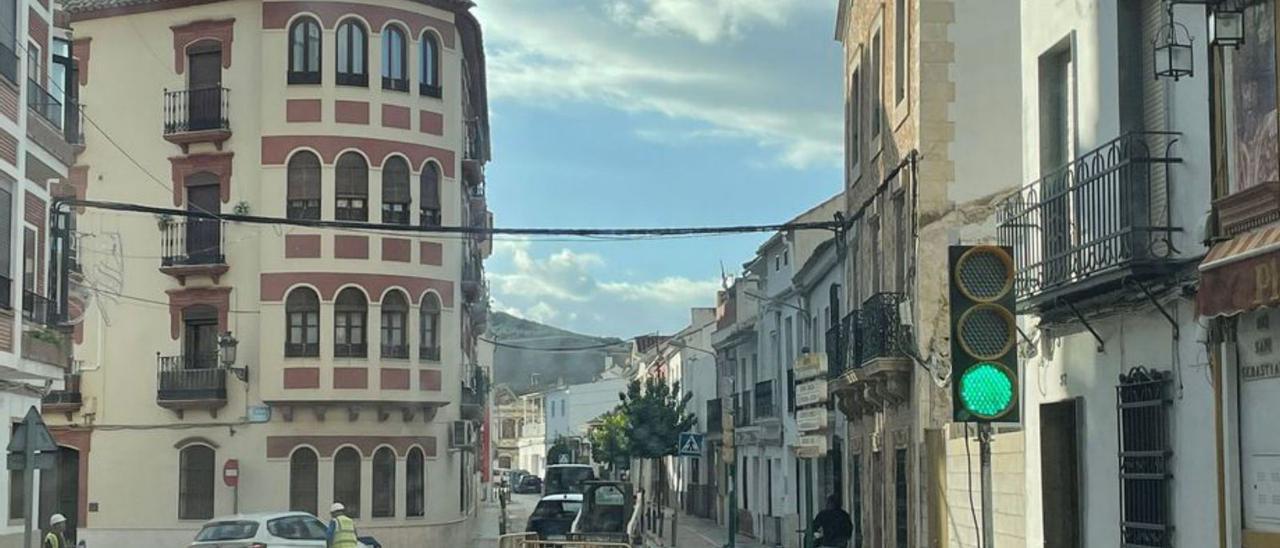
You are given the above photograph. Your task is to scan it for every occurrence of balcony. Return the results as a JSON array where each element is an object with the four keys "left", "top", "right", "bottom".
[
  {"left": 42, "top": 367, "right": 82, "bottom": 418},
  {"left": 420, "top": 345, "right": 441, "bottom": 362},
  {"left": 858, "top": 293, "right": 907, "bottom": 365},
  {"left": 753, "top": 380, "right": 775, "bottom": 420},
  {"left": 27, "top": 78, "right": 61, "bottom": 130},
  {"left": 828, "top": 295, "right": 910, "bottom": 420},
  {"left": 462, "top": 118, "right": 485, "bottom": 185},
  {"left": 381, "top": 343, "right": 409, "bottom": 360},
  {"left": 996, "top": 131, "right": 1182, "bottom": 312},
  {"left": 23, "top": 290, "right": 61, "bottom": 328},
  {"left": 156, "top": 353, "right": 227, "bottom": 417},
  {"left": 163, "top": 86, "right": 231, "bottom": 152},
  {"left": 159, "top": 217, "right": 227, "bottom": 284},
  {"left": 706, "top": 398, "right": 722, "bottom": 435},
  {"left": 462, "top": 252, "right": 483, "bottom": 302},
  {"left": 460, "top": 365, "right": 488, "bottom": 421}
]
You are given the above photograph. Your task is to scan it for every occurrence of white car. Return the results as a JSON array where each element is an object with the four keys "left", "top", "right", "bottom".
[{"left": 188, "top": 511, "right": 376, "bottom": 548}]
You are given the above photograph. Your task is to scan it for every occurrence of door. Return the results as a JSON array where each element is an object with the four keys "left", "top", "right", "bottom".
[
  {"left": 38, "top": 447, "right": 79, "bottom": 543},
  {"left": 183, "top": 305, "right": 219, "bottom": 369},
  {"left": 187, "top": 44, "right": 221, "bottom": 131},
  {"left": 185, "top": 181, "right": 220, "bottom": 264},
  {"left": 1041, "top": 399, "right": 1080, "bottom": 548}
]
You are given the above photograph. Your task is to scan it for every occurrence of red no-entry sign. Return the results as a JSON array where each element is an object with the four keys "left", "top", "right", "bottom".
[{"left": 223, "top": 459, "right": 239, "bottom": 487}]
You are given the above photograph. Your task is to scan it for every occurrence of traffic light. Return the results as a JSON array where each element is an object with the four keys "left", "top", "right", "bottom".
[{"left": 949, "top": 245, "right": 1019, "bottom": 423}]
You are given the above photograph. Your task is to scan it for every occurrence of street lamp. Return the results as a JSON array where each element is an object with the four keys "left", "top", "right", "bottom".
[
  {"left": 1154, "top": 6, "right": 1195, "bottom": 80},
  {"left": 219, "top": 331, "right": 249, "bottom": 382},
  {"left": 1209, "top": 0, "right": 1245, "bottom": 48}
]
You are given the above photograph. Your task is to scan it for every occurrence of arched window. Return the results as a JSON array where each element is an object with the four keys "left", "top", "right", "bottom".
[
  {"left": 333, "top": 447, "right": 361, "bottom": 518},
  {"left": 406, "top": 447, "right": 425, "bottom": 517},
  {"left": 419, "top": 162, "right": 441, "bottom": 227},
  {"left": 285, "top": 287, "right": 320, "bottom": 357},
  {"left": 178, "top": 444, "right": 215, "bottom": 520},
  {"left": 381, "top": 291, "right": 409, "bottom": 359},
  {"left": 335, "top": 19, "right": 368, "bottom": 86},
  {"left": 288, "top": 16, "right": 321, "bottom": 84},
  {"left": 334, "top": 288, "right": 367, "bottom": 358},
  {"left": 419, "top": 293, "right": 440, "bottom": 361},
  {"left": 381, "top": 26, "right": 408, "bottom": 91},
  {"left": 286, "top": 151, "right": 321, "bottom": 220},
  {"left": 289, "top": 448, "right": 319, "bottom": 515},
  {"left": 335, "top": 152, "right": 368, "bottom": 221},
  {"left": 372, "top": 447, "right": 396, "bottom": 517},
  {"left": 381, "top": 157, "right": 411, "bottom": 225},
  {"left": 420, "top": 32, "right": 440, "bottom": 97}
]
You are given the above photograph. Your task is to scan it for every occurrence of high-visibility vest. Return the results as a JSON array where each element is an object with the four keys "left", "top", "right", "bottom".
[
  {"left": 43, "top": 532, "right": 61, "bottom": 548},
  {"left": 332, "top": 515, "right": 358, "bottom": 548}
]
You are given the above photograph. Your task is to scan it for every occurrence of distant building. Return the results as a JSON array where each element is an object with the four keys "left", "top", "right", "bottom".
[
  {"left": 492, "top": 384, "right": 521, "bottom": 471},
  {"left": 517, "top": 392, "right": 547, "bottom": 476}
]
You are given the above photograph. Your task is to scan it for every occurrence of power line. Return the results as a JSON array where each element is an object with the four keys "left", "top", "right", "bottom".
[{"left": 478, "top": 336, "right": 627, "bottom": 352}]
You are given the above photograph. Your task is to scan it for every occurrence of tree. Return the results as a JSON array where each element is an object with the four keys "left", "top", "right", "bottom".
[
  {"left": 618, "top": 377, "right": 696, "bottom": 506},
  {"left": 588, "top": 410, "right": 631, "bottom": 476}
]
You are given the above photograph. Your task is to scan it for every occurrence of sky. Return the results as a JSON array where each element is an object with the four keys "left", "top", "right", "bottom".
[{"left": 474, "top": 0, "right": 845, "bottom": 339}]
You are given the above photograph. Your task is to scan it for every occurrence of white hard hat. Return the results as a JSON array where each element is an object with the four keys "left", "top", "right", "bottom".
[
  {"left": 49, "top": 514, "right": 66, "bottom": 526},
  {"left": 330, "top": 502, "right": 345, "bottom": 513}
]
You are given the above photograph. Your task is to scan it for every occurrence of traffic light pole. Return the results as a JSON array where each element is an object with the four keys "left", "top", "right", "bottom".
[{"left": 979, "top": 423, "right": 994, "bottom": 548}]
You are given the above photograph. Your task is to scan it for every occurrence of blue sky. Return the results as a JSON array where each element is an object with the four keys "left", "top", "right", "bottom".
[{"left": 475, "top": 0, "right": 844, "bottom": 338}]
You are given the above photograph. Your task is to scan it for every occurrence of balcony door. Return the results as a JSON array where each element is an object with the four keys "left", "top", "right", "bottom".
[
  {"left": 183, "top": 305, "right": 219, "bottom": 369},
  {"left": 185, "top": 176, "right": 220, "bottom": 264},
  {"left": 187, "top": 42, "right": 222, "bottom": 131}
]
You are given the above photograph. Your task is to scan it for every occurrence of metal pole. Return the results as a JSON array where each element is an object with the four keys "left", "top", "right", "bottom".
[
  {"left": 979, "top": 424, "right": 993, "bottom": 548},
  {"left": 803, "top": 458, "right": 815, "bottom": 548}
]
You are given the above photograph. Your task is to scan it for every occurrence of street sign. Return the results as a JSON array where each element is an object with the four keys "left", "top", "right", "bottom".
[
  {"left": 9, "top": 407, "right": 58, "bottom": 548},
  {"left": 678, "top": 432, "right": 704, "bottom": 457},
  {"left": 247, "top": 405, "right": 271, "bottom": 423},
  {"left": 793, "top": 352, "right": 828, "bottom": 381},
  {"left": 795, "top": 379, "right": 828, "bottom": 407},
  {"left": 793, "top": 435, "right": 828, "bottom": 459},
  {"left": 223, "top": 459, "right": 240, "bottom": 487},
  {"left": 796, "top": 407, "right": 828, "bottom": 433},
  {"left": 5, "top": 452, "right": 53, "bottom": 471},
  {"left": 7, "top": 408, "right": 57, "bottom": 454}
]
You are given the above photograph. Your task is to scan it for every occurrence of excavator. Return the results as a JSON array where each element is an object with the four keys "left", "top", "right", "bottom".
[{"left": 568, "top": 481, "right": 642, "bottom": 546}]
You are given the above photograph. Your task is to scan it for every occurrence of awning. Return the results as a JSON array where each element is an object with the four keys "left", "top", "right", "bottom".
[{"left": 1199, "top": 225, "right": 1280, "bottom": 317}]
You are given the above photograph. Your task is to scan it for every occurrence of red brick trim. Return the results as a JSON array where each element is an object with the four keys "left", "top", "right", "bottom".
[
  {"left": 420, "top": 369, "right": 441, "bottom": 391},
  {"left": 73, "top": 38, "right": 91, "bottom": 85},
  {"left": 419, "top": 110, "right": 443, "bottom": 135},
  {"left": 283, "top": 367, "right": 321, "bottom": 389},
  {"left": 261, "top": 135, "right": 455, "bottom": 178},
  {"left": 334, "top": 235, "right": 368, "bottom": 259},
  {"left": 169, "top": 152, "right": 233, "bottom": 206},
  {"left": 381, "top": 104, "right": 410, "bottom": 129},
  {"left": 382, "top": 237, "right": 410, "bottom": 262},
  {"left": 419, "top": 241, "right": 442, "bottom": 265},
  {"left": 334, "top": 100, "right": 369, "bottom": 125},
  {"left": 285, "top": 234, "right": 321, "bottom": 258},
  {"left": 332, "top": 367, "right": 368, "bottom": 389},
  {"left": 0, "top": 80, "right": 17, "bottom": 123},
  {"left": 66, "top": 166, "right": 89, "bottom": 212},
  {"left": 286, "top": 99, "right": 322, "bottom": 122},
  {"left": 171, "top": 18, "right": 235, "bottom": 74},
  {"left": 48, "top": 428, "right": 91, "bottom": 525},
  {"left": 381, "top": 368, "right": 410, "bottom": 390},
  {"left": 262, "top": 2, "right": 456, "bottom": 48},
  {"left": 266, "top": 435, "right": 437, "bottom": 459},
  {"left": 260, "top": 272, "right": 455, "bottom": 306},
  {"left": 0, "top": 127, "right": 17, "bottom": 167},
  {"left": 166, "top": 286, "right": 231, "bottom": 340}
]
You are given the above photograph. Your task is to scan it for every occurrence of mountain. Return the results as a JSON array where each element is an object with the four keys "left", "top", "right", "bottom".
[{"left": 486, "top": 312, "right": 627, "bottom": 394}]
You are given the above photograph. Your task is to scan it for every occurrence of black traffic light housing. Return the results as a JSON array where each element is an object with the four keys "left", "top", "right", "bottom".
[{"left": 949, "top": 245, "right": 1020, "bottom": 423}]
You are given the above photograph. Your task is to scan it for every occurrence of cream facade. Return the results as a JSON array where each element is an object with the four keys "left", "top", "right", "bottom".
[{"left": 48, "top": 0, "right": 490, "bottom": 545}]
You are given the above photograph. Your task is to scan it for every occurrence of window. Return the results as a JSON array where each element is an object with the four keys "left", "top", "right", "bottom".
[
  {"left": 335, "top": 152, "right": 368, "bottom": 221},
  {"left": 0, "top": 184, "right": 12, "bottom": 294},
  {"left": 179, "top": 444, "right": 215, "bottom": 520},
  {"left": 334, "top": 288, "right": 367, "bottom": 358},
  {"left": 286, "top": 151, "right": 321, "bottom": 220},
  {"left": 419, "top": 162, "right": 441, "bottom": 226},
  {"left": 419, "top": 292, "right": 440, "bottom": 361},
  {"left": 784, "top": 316, "right": 794, "bottom": 364},
  {"left": 894, "top": 0, "right": 907, "bottom": 107},
  {"left": 267, "top": 516, "right": 327, "bottom": 540},
  {"left": 420, "top": 33, "right": 440, "bottom": 97},
  {"left": 333, "top": 447, "right": 362, "bottom": 518},
  {"left": 894, "top": 448, "right": 908, "bottom": 548},
  {"left": 871, "top": 25, "right": 882, "bottom": 141},
  {"left": 372, "top": 447, "right": 396, "bottom": 517},
  {"left": 289, "top": 448, "right": 319, "bottom": 515},
  {"left": 381, "top": 26, "right": 408, "bottom": 91},
  {"left": 288, "top": 17, "right": 322, "bottom": 84},
  {"left": 285, "top": 288, "right": 320, "bottom": 357},
  {"left": 380, "top": 291, "right": 409, "bottom": 359},
  {"left": 335, "top": 19, "right": 368, "bottom": 86},
  {"left": 0, "top": 0, "right": 15, "bottom": 83},
  {"left": 381, "top": 157, "right": 411, "bottom": 225},
  {"left": 406, "top": 447, "right": 425, "bottom": 517},
  {"left": 26, "top": 42, "right": 39, "bottom": 84}
]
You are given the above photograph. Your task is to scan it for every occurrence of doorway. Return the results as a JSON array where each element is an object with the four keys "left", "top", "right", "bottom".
[
  {"left": 39, "top": 446, "right": 79, "bottom": 543},
  {"left": 183, "top": 305, "right": 219, "bottom": 368},
  {"left": 185, "top": 176, "right": 220, "bottom": 264},
  {"left": 186, "top": 41, "right": 222, "bottom": 131},
  {"left": 1040, "top": 399, "right": 1081, "bottom": 548}
]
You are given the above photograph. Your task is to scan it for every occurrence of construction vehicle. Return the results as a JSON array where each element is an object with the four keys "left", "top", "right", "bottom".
[{"left": 568, "top": 481, "right": 641, "bottom": 546}]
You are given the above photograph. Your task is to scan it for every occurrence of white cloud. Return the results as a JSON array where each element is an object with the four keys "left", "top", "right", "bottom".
[
  {"left": 474, "top": 0, "right": 840, "bottom": 169},
  {"left": 525, "top": 302, "right": 561, "bottom": 323}
]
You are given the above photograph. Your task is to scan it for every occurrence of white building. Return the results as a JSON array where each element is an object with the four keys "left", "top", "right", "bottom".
[
  {"left": 517, "top": 392, "right": 546, "bottom": 476},
  {"left": 544, "top": 363, "right": 628, "bottom": 446}
]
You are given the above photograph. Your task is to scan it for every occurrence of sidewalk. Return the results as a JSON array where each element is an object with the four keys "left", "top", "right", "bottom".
[{"left": 645, "top": 511, "right": 772, "bottom": 548}]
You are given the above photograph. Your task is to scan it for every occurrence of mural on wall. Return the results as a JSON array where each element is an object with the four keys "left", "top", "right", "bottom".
[{"left": 1234, "top": 1, "right": 1280, "bottom": 192}]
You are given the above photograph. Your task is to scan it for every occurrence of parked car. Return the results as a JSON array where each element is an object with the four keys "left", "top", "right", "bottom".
[
  {"left": 514, "top": 474, "right": 543, "bottom": 493},
  {"left": 543, "top": 463, "right": 596, "bottom": 495},
  {"left": 189, "top": 512, "right": 379, "bottom": 548},
  {"left": 526, "top": 493, "right": 584, "bottom": 540}
]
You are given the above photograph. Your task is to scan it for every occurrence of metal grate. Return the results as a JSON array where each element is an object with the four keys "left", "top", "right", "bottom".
[
  {"left": 1117, "top": 366, "right": 1173, "bottom": 547},
  {"left": 859, "top": 293, "right": 908, "bottom": 364}
]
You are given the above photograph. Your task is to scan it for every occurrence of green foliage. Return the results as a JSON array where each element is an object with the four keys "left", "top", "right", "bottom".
[
  {"left": 618, "top": 377, "right": 696, "bottom": 459},
  {"left": 28, "top": 328, "right": 65, "bottom": 347},
  {"left": 588, "top": 410, "right": 631, "bottom": 469}
]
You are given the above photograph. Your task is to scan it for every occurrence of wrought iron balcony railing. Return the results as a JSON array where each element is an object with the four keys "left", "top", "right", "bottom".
[
  {"left": 825, "top": 322, "right": 843, "bottom": 378},
  {"left": 27, "top": 78, "right": 62, "bottom": 130},
  {"left": 420, "top": 345, "right": 441, "bottom": 361},
  {"left": 156, "top": 354, "right": 226, "bottom": 402},
  {"left": 753, "top": 380, "right": 775, "bottom": 419},
  {"left": 996, "top": 131, "right": 1182, "bottom": 303},
  {"left": 160, "top": 217, "right": 225, "bottom": 267},
  {"left": 381, "top": 343, "right": 409, "bottom": 359},
  {"left": 22, "top": 290, "right": 60, "bottom": 327},
  {"left": 42, "top": 370, "right": 82, "bottom": 407},
  {"left": 163, "top": 86, "right": 230, "bottom": 134},
  {"left": 858, "top": 292, "right": 908, "bottom": 364}
]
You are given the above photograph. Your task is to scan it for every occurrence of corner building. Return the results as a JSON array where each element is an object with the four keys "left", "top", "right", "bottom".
[{"left": 49, "top": 0, "right": 491, "bottom": 546}]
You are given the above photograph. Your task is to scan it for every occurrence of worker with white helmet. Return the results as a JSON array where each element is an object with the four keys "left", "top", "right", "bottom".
[
  {"left": 325, "top": 502, "right": 359, "bottom": 548},
  {"left": 43, "top": 513, "right": 67, "bottom": 548}
]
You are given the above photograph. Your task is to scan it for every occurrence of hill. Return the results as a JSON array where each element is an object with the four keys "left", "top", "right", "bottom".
[{"left": 486, "top": 312, "right": 626, "bottom": 394}]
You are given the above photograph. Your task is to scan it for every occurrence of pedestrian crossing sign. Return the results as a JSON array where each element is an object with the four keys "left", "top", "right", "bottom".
[{"left": 678, "top": 432, "right": 704, "bottom": 457}]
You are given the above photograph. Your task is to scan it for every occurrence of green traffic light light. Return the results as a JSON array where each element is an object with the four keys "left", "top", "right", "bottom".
[{"left": 959, "top": 362, "right": 1014, "bottom": 419}]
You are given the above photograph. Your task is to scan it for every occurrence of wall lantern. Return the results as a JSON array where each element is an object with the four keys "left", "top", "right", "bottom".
[
  {"left": 1154, "top": 4, "right": 1195, "bottom": 80},
  {"left": 219, "top": 331, "right": 249, "bottom": 382},
  {"left": 1209, "top": 0, "right": 1246, "bottom": 48}
]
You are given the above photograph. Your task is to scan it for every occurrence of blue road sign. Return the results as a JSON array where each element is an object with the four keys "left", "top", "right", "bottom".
[{"left": 678, "top": 432, "right": 704, "bottom": 457}]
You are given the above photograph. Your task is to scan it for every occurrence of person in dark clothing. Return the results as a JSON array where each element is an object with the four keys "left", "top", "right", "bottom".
[{"left": 812, "top": 494, "right": 853, "bottom": 548}]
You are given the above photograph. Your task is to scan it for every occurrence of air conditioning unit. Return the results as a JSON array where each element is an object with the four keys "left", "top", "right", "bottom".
[{"left": 450, "top": 420, "right": 476, "bottom": 450}]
